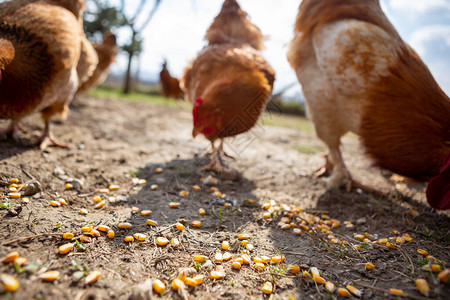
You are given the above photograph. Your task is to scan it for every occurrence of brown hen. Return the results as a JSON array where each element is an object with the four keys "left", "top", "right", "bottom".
[{"left": 159, "top": 60, "right": 183, "bottom": 99}]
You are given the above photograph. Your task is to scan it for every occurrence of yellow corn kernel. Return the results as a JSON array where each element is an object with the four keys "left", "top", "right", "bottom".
[
  {"left": 394, "top": 237, "right": 405, "bottom": 244},
  {"left": 241, "top": 254, "right": 251, "bottom": 265},
  {"left": 155, "top": 167, "right": 163, "bottom": 174},
  {"left": 65, "top": 183, "right": 73, "bottom": 190},
  {"left": 156, "top": 237, "right": 169, "bottom": 246},
  {"left": 280, "top": 223, "right": 291, "bottom": 230},
  {"left": 175, "top": 223, "right": 185, "bottom": 231},
  {"left": 171, "top": 238, "right": 180, "bottom": 248},
  {"left": 288, "top": 265, "right": 300, "bottom": 274},
  {"left": 179, "top": 190, "right": 188, "bottom": 197},
  {"left": 50, "top": 200, "right": 61, "bottom": 207},
  {"left": 402, "top": 233, "right": 413, "bottom": 242},
  {"left": 415, "top": 278, "right": 429, "bottom": 297},
  {"left": 140, "top": 210, "right": 152, "bottom": 216},
  {"left": 233, "top": 257, "right": 244, "bottom": 265},
  {"left": 85, "top": 270, "right": 101, "bottom": 285},
  {"left": 98, "top": 188, "right": 109, "bottom": 194},
  {"left": 198, "top": 208, "right": 206, "bottom": 216},
  {"left": 133, "top": 233, "right": 147, "bottom": 241},
  {"left": 79, "top": 208, "right": 88, "bottom": 215},
  {"left": 293, "top": 228, "right": 302, "bottom": 236},
  {"left": 422, "top": 264, "right": 441, "bottom": 273},
  {"left": 271, "top": 255, "right": 284, "bottom": 264},
  {"left": 172, "top": 278, "right": 185, "bottom": 291},
  {"left": 246, "top": 244, "right": 254, "bottom": 252},
  {"left": 147, "top": 219, "right": 158, "bottom": 226},
  {"left": 118, "top": 222, "right": 132, "bottom": 229},
  {"left": 263, "top": 212, "right": 271, "bottom": 219},
  {"left": 191, "top": 220, "right": 202, "bottom": 228},
  {"left": 314, "top": 276, "right": 326, "bottom": 285},
  {"left": 169, "top": 202, "right": 180, "bottom": 208},
  {"left": 223, "top": 202, "right": 231, "bottom": 207},
  {"left": 10, "top": 178, "right": 19, "bottom": 184},
  {"left": 241, "top": 240, "right": 248, "bottom": 247},
  {"left": 1, "top": 273, "right": 19, "bottom": 292},
  {"left": 310, "top": 267, "right": 320, "bottom": 277},
  {"left": 210, "top": 270, "right": 225, "bottom": 279},
  {"left": 193, "top": 275, "right": 204, "bottom": 285},
  {"left": 417, "top": 249, "right": 429, "bottom": 256},
  {"left": 81, "top": 226, "right": 93, "bottom": 232},
  {"left": 94, "top": 201, "right": 105, "bottom": 209},
  {"left": 261, "top": 256, "right": 271, "bottom": 264},
  {"left": 337, "top": 287, "right": 350, "bottom": 297},
  {"left": 107, "top": 230, "right": 115, "bottom": 239},
  {"left": 124, "top": 236, "right": 134, "bottom": 242},
  {"left": 262, "top": 281, "right": 273, "bottom": 294},
  {"left": 346, "top": 285, "right": 361, "bottom": 297},
  {"left": 153, "top": 279, "right": 166, "bottom": 294},
  {"left": 223, "top": 252, "right": 232, "bottom": 261},
  {"left": 302, "top": 271, "right": 312, "bottom": 280},
  {"left": 192, "top": 185, "right": 201, "bottom": 191},
  {"left": 354, "top": 234, "right": 365, "bottom": 241},
  {"left": 388, "top": 289, "right": 404, "bottom": 296},
  {"left": 262, "top": 202, "right": 271, "bottom": 209},
  {"left": 426, "top": 255, "right": 438, "bottom": 263},
  {"left": 39, "top": 271, "right": 60, "bottom": 282},
  {"left": 221, "top": 241, "right": 230, "bottom": 250},
  {"left": 1, "top": 252, "right": 19, "bottom": 263},
  {"left": 57, "top": 198, "right": 67, "bottom": 205},
  {"left": 14, "top": 257, "right": 27, "bottom": 266},
  {"left": 151, "top": 184, "right": 158, "bottom": 190},
  {"left": 185, "top": 277, "right": 197, "bottom": 287},
  {"left": 61, "top": 232, "right": 74, "bottom": 241},
  {"left": 215, "top": 253, "right": 223, "bottom": 262},
  {"left": 80, "top": 235, "right": 92, "bottom": 243},
  {"left": 210, "top": 187, "right": 218, "bottom": 192},
  {"left": 386, "top": 242, "right": 397, "bottom": 249},
  {"left": 21, "top": 197, "right": 30, "bottom": 204},
  {"left": 253, "top": 257, "right": 263, "bottom": 263},
  {"left": 325, "top": 281, "right": 336, "bottom": 293},
  {"left": 97, "top": 225, "right": 110, "bottom": 232},
  {"left": 232, "top": 261, "right": 242, "bottom": 269},
  {"left": 409, "top": 209, "right": 420, "bottom": 217},
  {"left": 437, "top": 269, "right": 450, "bottom": 283},
  {"left": 331, "top": 238, "right": 339, "bottom": 244},
  {"left": 392, "top": 230, "right": 400, "bottom": 235},
  {"left": 377, "top": 238, "right": 388, "bottom": 245},
  {"left": 238, "top": 234, "right": 250, "bottom": 240},
  {"left": 58, "top": 243, "right": 74, "bottom": 255},
  {"left": 192, "top": 255, "right": 207, "bottom": 263},
  {"left": 108, "top": 184, "right": 119, "bottom": 191},
  {"left": 365, "top": 262, "right": 375, "bottom": 270},
  {"left": 92, "top": 196, "right": 102, "bottom": 203},
  {"left": 131, "top": 206, "right": 139, "bottom": 213}
]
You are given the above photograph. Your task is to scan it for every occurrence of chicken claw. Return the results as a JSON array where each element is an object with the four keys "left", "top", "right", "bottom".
[{"left": 36, "top": 121, "right": 68, "bottom": 150}]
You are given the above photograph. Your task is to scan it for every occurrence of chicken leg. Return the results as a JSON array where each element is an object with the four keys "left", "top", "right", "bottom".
[
  {"left": 0, "top": 120, "right": 22, "bottom": 142},
  {"left": 201, "top": 140, "right": 226, "bottom": 173}
]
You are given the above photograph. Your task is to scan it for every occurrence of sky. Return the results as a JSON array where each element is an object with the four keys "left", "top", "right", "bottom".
[{"left": 109, "top": 0, "right": 450, "bottom": 98}]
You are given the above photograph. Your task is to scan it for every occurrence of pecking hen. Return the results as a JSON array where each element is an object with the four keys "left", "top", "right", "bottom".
[
  {"left": 181, "top": 0, "right": 275, "bottom": 173},
  {"left": 287, "top": 0, "right": 450, "bottom": 197},
  {"left": 159, "top": 59, "right": 183, "bottom": 99}
]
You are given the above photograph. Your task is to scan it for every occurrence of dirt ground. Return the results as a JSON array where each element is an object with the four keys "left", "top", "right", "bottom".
[{"left": 0, "top": 96, "right": 449, "bottom": 300}]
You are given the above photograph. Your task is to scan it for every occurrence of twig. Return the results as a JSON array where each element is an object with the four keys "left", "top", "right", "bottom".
[
  {"left": 397, "top": 248, "right": 415, "bottom": 275},
  {"left": 2, "top": 233, "right": 63, "bottom": 246},
  {"left": 352, "top": 281, "right": 429, "bottom": 300}
]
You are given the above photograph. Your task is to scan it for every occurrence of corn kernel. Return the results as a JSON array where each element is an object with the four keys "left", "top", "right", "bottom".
[
  {"left": 246, "top": 244, "right": 254, "bottom": 252},
  {"left": 401, "top": 233, "right": 413, "bottom": 242},
  {"left": 346, "top": 285, "right": 361, "bottom": 297},
  {"left": 409, "top": 209, "right": 419, "bottom": 217},
  {"left": 241, "top": 240, "right": 248, "bottom": 247},
  {"left": 153, "top": 279, "right": 166, "bottom": 294},
  {"left": 437, "top": 269, "right": 450, "bottom": 283},
  {"left": 210, "top": 187, "right": 218, "bottom": 192},
  {"left": 388, "top": 289, "right": 404, "bottom": 295},
  {"left": 94, "top": 201, "right": 105, "bottom": 209},
  {"left": 377, "top": 238, "right": 388, "bottom": 245},
  {"left": 175, "top": 223, "right": 185, "bottom": 231},
  {"left": 14, "top": 257, "right": 27, "bottom": 266},
  {"left": 280, "top": 223, "right": 291, "bottom": 230},
  {"left": 223, "top": 252, "right": 232, "bottom": 261},
  {"left": 10, "top": 178, "right": 19, "bottom": 184},
  {"left": 262, "top": 281, "right": 273, "bottom": 294},
  {"left": 80, "top": 208, "right": 88, "bottom": 215},
  {"left": 325, "top": 281, "right": 336, "bottom": 293},
  {"left": 107, "top": 230, "right": 115, "bottom": 239},
  {"left": 172, "top": 278, "right": 185, "bottom": 291},
  {"left": 354, "top": 234, "right": 365, "bottom": 241},
  {"left": 171, "top": 238, "right": 180, "bottom": 248},
  {"left": 215, "top": 253, "right": 223, "bottom": 262},
  {"left": 261, "top": 256, "right": 271, "bottom": 264},
  {"left": 118, "top": 222, "right": 132, "bottom": 229},
  {"left": 155, "top": 167, "right": 163, "bottom": 174},
  {"left": 386, "top": 242, "right": 397, "bottom": 249},
  {"left": 50, "top": 200, "right": 61, "bottom": 207},
  {"left": 221, "top": 241, "right": 230, "bottom": 250},
  {"left": 92, "top": 196, "right": 102, "bottom": 203},
  {"left": 81, "top": 226, "right": 93, "bottom": 232},
  {"left": 310, "top": 267, "right": 320, "bottom": 277},
  {"left": 262, "top": 202, "right": 271, "bottom": 209},
  {"left": 80, "top": 235, "right": 92, "bottom": 243},
  {"left": 232, "top": 261, "right": 242, "bottom": 269},
  {"left": 21, "top": 197, "right": 30, "bottom": 204},
  {"left": 156, "top": 237, "right": 169, "bottom": 246},
  {"left": 233, "top": 257, "right": 244, "bottom": 265},
  {"left": 251, "top": 262, "right": 264, "bottom": 270},
  {"left": 392, "top": 230, "right": 400, "bottom": 235},
  {"left": 169, "top": 202, "right": 180, "bottom": 208},
  {"left": 271, "top": 256, "right": 284, "bottom": 264},
  {"left": 422, "top": 264, "right": 441, "bottom": 272},
  {"left": 365, "top": 262, "right": 375, "bottom": 270},
  {"left": 314, "top": 276, "right": 326, "bottom": 284},
  {"left": 179, "top": 190, "right": 188, "bottom": 197},
  {"left": 151, "top": 184, "right": 158, "bottom": 190},
  {"left": 415, "top": 278, "right": 429, "bottom": 297},
  {"left": 238, "top": 234, "right": 250, "bottom": 240},
  {"left": 85, "top": 270, "right": 101, "bottom": 285},
  {"left": 417, "top": 249, "right": 429, "bottom": 256},
  {"left": 98, "top": 188, "right": 109, "bottom": 193},
  {"left": 39, "top": 271, "right": 60, "bottom": 282},
  {"left": 130, "top": 207, "right": 139, "bottom": 213},
  {"left": 337, "top": 287, "right": 350, "bottom": 297},
  {"left": 192, "top": 185, "right": 201, "bottom": 191},
  {"left": 108, "top": 184, "right": 119, "bottom": 191},
  {"left": 147, "top": 219, "right": 158, "bottom": 226},
  {"left": 65, "top": 183, "right": 73, "bottom": 190},
  {"left": 293, "top": 228, "right": 302, "bottom": 236},
  {"left": 140, "top": 210, "right": 152, "bottom": 216},
  {"left": 300, "top": 224, "right": 310, "bottom": 231},
  {"left": 1, "top": 252, "right": 19, "bottom": 263},
  {"left": 97, "top": 225, "right": 110, "bottom": 232},
  {"left": 124, "top": 236, "right": 134, "bottom": 242},
  {"left": 57, "top": 198, "right": 67, "bottom": 205},
  {"left": 302, "top": 271, "right": 312, "bottom": 280},
  {"left": 198, "top": 208, "right": 206, "bottom": 216},
  {"left": 1, "top": 273, "right": 19, "bottom": 292},
  {"left": 193, "top": 275, "right": 204, "bottom": 285},
  {"left": 133, "top": 233, "right": 147, "bottom": 241},
  {"left": 288, "top": 265, "right": 300, "bottom": 274},
  {"left": 185, "top": 277, "right": 197, "bottom": 287},
  {"left": 59, "top": 243, "right": 74, "bottom": 255},
  {"left": 191, "top": 220, "right": 201, "bottom": 228},
  {"left": 263, "top": 212, "right": 271, "bottom": 219},
  {"left": 241, "top": 254, "right": 251, "bottom": 265},
  {"left": 210, "top": 270, "right": 225, "bottom": 279}
]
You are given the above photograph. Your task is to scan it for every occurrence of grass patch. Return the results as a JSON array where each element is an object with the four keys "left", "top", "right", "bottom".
[
  {"left": 296, "top": 145, "right": 324, "bottom": 154},
  {"left": 260, "top": 112, "right": 314, "bottom": 132}
]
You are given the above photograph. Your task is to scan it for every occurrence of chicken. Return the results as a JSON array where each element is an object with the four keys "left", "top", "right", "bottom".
[
  {"left": 426, "top": 153, "right": 450, "bottom": 210},
  {"left": 180, "top": 0, "right": 275, "bottom": 173},
  {"left": 77, "top": 31, "right": 117, "bottom": 94},
  {"left": 159, "top": 60, "right": 183, "bottom": 99},
  {"left": 287, "top": 0, "right": 450, "bottom": 194},
  {"left": 0, "top": 0, "right": 85, "bottom": 149}
]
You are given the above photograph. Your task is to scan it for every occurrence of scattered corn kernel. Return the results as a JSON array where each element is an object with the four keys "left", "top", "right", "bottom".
[
  {"left": 417, "top": 249, "right": 429, "bottom": 256},
  {"left": 155, "top": 167, "right": 163, "bottom": 174},
  {"left": 223, "top": 252, "right": 232, "bottom": 261},
  {"left": 169, "top": 202, "right": 180, "bottom": 208},
  {"left": 118, "top": 222, "right": 132, "bottom": 229},
  {"left": 262, "top": 202, "right": 271, "bottom": 210},
  {"left": 337, "top": 287, "right": 350, "bottom": 297},
  {"left": 192, "top": 185, "right": 201, "bottom": 191},
  {"left": 422, "top": 264, "right": 441, "bottom": 272},
  {"left": 302, "top": 271, "right": 312, "bottom": 280},
  {"left": 246, "top": 244, "right": 254, "bottom": 252},
  {"left": 310, "top": 267, "right": 320, "bottom": 277},
  {"left": 437, "top": 269, "right": 450, "bottom": 283},
  {"left": 215, "top": 253, "right": 223, "bottom": 263},
  {"left": 97, "top": 225, "right": 110, "bottom": 232},
  {"left": 198, "top": 208, "right": 206, "bottom": 216},
  {"left": 80, "top": 235, "right": 92, "bottom": 243},
  {"left": 325, "top": 281, "right": 336, "bottom": 293},
  {"left": 1, "top": 252, "right": 19, "bottom": 264},
  {"left": 409, "top": 209, "right": 420, "bottom": 217},
  {"left": 150, "top": 184, "right": 158, "bottom": 190},
  {"left": 147, "top": 219, "right": 158, "bottom": 226},
  {"left": 314, "top": 276, "right": 326, "bottom": 284},
  {"left": 179, "top": 190, "right": 188, "bottom": 197},
  {"left": 241, "top": 240, "right": 248, "bottom": 247},
  {"left": 288, "top": 265, "right": 300, "bottom": 274},
  {"left": 133, "top": 233, "right": 147, "bottom": 241},
  {"left": 185, "top": 277, "right": 197, "bottom": 287},
  {"left": 221, "top": 241, "right": 229, "bottom": 250},
  {"left": 1, "top": 273, "right": 19, "bottom": 292},
  {"left": 377, "top": 238, "right": 388, "bottom": 245},
  {"left": 65, "top": 183, "right": 73, "bottom": 190},
  {"left": 241, "top": 254, "right": 251, "bottom": 265},
  {"left": 210, "top": 270, "right": 225, "bottom": 279},
  {"left": 81, "top": 226, "right": 93, "bottom": 233},
  {"left": 401, "top": 233, "right": 413, "bottom": 242},
  {"left": 271, "top": 255, "right": 284, "bottom": 264},
  {"left": 293, "top": 228, "right": 302, "bottom": 236},
  {"left": 388, "top": 289, "right": 404, "bottom": 295},
  {"left": 79, "top": 208, "right": 88, "bottom": 215},
  {"left": 85, "top": 270, "right": 101, "bottom": 285},
  {"left": 232, "top": 261, "right": 242, "bottom": 269},
  {"left": 354, "top": 234, "right": 365, "bottom": 241},
  {"left": 191, "top": 220, "right": 201, "bottom": 228},
  {"left": 107, "top": 230, "right": 115, "bottom": 239},
  {"left": 98, "top": 188, "right": 109, "bottom": 193},
  {"left": 210, "top": 187, "right": 218, "bottom": 192},
  {"left": 153, "top": 279, "right": 166, "bottom": 294},
  {"left": 14, "top": 257, "right": 27, "bottom": 266},
  {"left": 124, "top": 236, "right": 134, "bottom": 242},
  {"left": 21, "top": 197, "right": 29, "bottom": 204},
  {"left": 346, "top": 285, "right": 361, "bottom": 297},
  {"left": 261, "top": 256, "right": 271, "bottom": 264},
  {"left": 233, "top": 257, "right": 243, "bottom": 265},
  {"left": 94, "top": 201, "right": 106, "bottom": 209},
  {"left": 39, "top": 271, "right": 60, "bottom": 282},
  {"left": 10, "top": 178, "right": 19, "bottom": 184},
  {"left": 92, "top": 196, "right": 102, "bottom": 203},
  {"left": 193, "top": 274, "right": 204, "bottom": 285},
  {"left": 58, "top": 243, "right": 74, "bottom": 255},
  {"left": 50, "top": 200, "right": 61, "bottom": 207},
  {"left": 253, "top": 257, "right": 263, "bottom": 263},
  {"left": 140, "top": 210, "right": 152, "bottom": 216},
  {"left": 175, "top": 223, "right": 185, "bottom": 231},
  {"left": 415, "top": 278, "right": 429, "bottom": 297},
  {"left": 262, "top": 281, "right": 273, "bottom": 294},
  {"left": 171, "top": 238, "right": 180, "bottom": 247},
  {"left": 57, "top": 198, "right": 67, "bottom": 205},
  {"left": 108, "top": 184, "right": 119, "bottom": 191},
  {"left": 386, "top": 242, "right": 397, "bottom": 249},
  {"left": 365, "top": 262, "right": 375, "bottom": 270},
  {"left": 172, "top": 278, "right": 185, "bottom": 291},
  {"left": 238, "top": 234, "right": 250, "bottom": 240},
  {"left": 263, "top": 212, "right": 271, "bottom": 219},
  {"left": 156, "top": 237, "right": 169, "bottom": 246}
]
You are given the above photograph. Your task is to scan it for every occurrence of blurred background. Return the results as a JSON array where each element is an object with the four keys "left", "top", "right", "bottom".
[{"left": 84, "top": 0, "right": 450, "bottom": 114}]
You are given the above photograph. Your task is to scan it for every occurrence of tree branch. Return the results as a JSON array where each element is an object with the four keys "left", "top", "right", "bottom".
[{"left": 137, "top": 0, "right": 162, "bottom": 33}]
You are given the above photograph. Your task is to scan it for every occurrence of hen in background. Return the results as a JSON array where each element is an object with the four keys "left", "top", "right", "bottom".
[
  {"left": 159, "top": 60, "right": 183, "bottom": 99},
  {"left": 77, "top": 31, "right": 118, "bottom": 94},
  {"left": 287, "top": 0, "right": 450, "bottom": 197},
  {"left": 181, "top": 0, "right": 275, "bottom": 173},
  {"left": 0, "top": 0, "right": 85, "bottom": 149}
]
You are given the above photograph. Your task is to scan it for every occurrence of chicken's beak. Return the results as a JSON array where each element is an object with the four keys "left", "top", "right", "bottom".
[{"left": 192, "top": 126, "right": 202, "bottom": 138}]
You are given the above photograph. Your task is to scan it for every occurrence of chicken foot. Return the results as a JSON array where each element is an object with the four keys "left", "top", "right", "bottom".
[
  {"left": 201, "top": 141, "right": 226, "bottom": 173},
  {"left": 218, "top": 139, "right": 236, "bottom": 161},
  {"left": 314, "top": 153, "right": 333, "bottom": 177},
  {"left": 36, "top": 120, "right": 69, "bottom": 150}
]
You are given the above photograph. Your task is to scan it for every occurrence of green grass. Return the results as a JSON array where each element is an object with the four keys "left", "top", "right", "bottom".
[
  {"left": 260, "top": 112, "right": 314, "bottom": 132},
  {"left": 296, "top": 145, "right": 325, "bottom": 154}
]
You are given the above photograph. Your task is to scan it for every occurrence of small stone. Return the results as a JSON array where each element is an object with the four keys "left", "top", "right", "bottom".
[{"left": 23, "top": 181, "right": 42, "bottom": 196}]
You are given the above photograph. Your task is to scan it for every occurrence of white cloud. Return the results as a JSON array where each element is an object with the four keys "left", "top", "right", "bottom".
[
  {"left": 389, "top": 0, "right": 450, "bottom": 12},
  {"left": 409, "top": 25, "right": 450, "bottom": 55}
]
